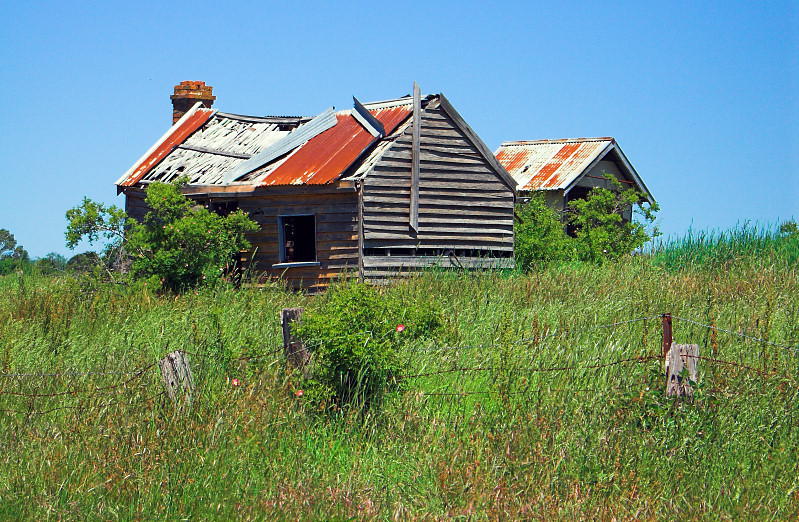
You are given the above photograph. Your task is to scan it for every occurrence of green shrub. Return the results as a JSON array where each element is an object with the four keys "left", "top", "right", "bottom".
[
  {"left": 294, "top": 279, "right": 442, "bottom": 411},
  {"left": 514, "top": 193, "right": 575, "bottom": 270},
  {"left": 65, "top": 181, "right": 258, "bottom": 291},
  {"left": 567, "top": 175, "right": 659, "bottom": 262}
]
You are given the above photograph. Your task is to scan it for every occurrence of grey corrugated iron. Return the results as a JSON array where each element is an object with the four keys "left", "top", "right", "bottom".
[{"left": 222, "top": 107, "right": 337, "bottom": 184}]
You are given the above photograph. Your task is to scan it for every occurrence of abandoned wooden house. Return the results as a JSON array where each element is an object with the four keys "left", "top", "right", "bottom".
[
  {"left": 495, "top": 138, "right": 654, "bottom": 221},
  {"left": 116, "top": 81, "right": 516, "bottom": 291}
]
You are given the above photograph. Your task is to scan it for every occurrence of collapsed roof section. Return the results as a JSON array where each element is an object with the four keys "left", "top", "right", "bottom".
[{"left": 116, "top": 96, "right": 428, "bottom": 190}]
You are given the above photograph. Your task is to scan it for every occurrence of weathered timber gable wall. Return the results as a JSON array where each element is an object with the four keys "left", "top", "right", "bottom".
[
  {"left": 123, "top": 186, "right": 358, "bottom": 292},
  {"left": 360, "top": 101, "right": 515, "bottom": 280},
  {"left": 124, "top": 189, "right": 149, "bottom": 223},
  {"left": 238, "top": 188, "right": 359, "bottom": 292}
]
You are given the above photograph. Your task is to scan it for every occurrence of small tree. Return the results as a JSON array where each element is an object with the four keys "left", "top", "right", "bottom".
[
  {"left": 567, "top": 175, "right": 659, "bottom": 262},
  {"left": 65, "top": 181, "right": 258, "bottom": 290},
  {"left": 0, "top": 229, "right": 29, "bottom": 275}
]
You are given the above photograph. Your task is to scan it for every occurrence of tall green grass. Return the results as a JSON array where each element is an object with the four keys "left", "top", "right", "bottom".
[
  {"left": 0, "top": 226, "right": 797, "bottom": 519},
  {"left": 651, "top": 221, "right": 799, "bottom": 270}
]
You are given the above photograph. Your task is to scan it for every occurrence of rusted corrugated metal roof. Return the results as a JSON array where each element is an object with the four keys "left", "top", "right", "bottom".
[
  {"left": 117, "top": 105, "right": 217, "bottom": 187},
  {"left": 495, "top": 138, "right": 614, "bottom": 191},
  {"left": 259, "top": 104, "right": 412, "bottom": 186},
  {"left": 118, "top": 98, "right": 413, "bottom": 188}
]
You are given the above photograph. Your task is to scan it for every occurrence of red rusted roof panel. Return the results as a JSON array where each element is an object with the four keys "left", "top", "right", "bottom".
[
  {"left": 261, "top": 105, "right": 412, "bottom": 186},
  {"left": 119, "top": 108, "right": 215, "bottom": 187},
  {"left": 495, "top": 148, "right": 527, "bottom": 173},
  {"left": 495, "top": 138, "right": 612, "bottom": 191}
]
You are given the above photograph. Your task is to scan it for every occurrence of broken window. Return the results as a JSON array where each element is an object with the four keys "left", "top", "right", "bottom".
[{"left": 279, "top": 215, "right": 316, "bottom": 263}]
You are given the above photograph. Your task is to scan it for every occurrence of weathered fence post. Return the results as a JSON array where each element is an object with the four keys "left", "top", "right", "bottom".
[
  {"left": 281, "top": 308, "right": 309, "bottom": 371},
  {"left": 666, "top": 343, "right": 699, "bottom": 398},
  {"left": 662, "top": 313, "right": 673, "bottom": 359},
  {"left": 158, "top": 350, "right": 195, "bottom": 406}
]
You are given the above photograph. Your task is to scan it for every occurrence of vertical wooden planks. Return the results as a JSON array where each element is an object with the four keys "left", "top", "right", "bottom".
[{"left": 410, "top": 82, "right": 421, "bottom": 231}]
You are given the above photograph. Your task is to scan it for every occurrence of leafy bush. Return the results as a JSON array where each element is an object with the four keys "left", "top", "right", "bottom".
[
  {"left": 294, "top": 279, "right": 442, "bottom": 411},
  {"left": 65, "top": 181, "right": 258, "bottom": 291},
  {"left": 567, "top": 175, "right": 659, "bottom": 262},
  {"left": 514, "top": 175, "right": 659, "bottom": 268},
  {"left": 514, "top": 193, "right": 575, "bottom": 270},
  {"left": 35, "top": 253, "right": 67, "bottom": 275}
]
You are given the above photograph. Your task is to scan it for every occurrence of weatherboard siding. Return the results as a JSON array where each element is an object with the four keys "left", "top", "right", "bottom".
[
  {"left": 123, "top": 186, "right": 358, "bottom": 292},
  {"left": 360, "top": 103, "right": 514, "bottom": 281}
]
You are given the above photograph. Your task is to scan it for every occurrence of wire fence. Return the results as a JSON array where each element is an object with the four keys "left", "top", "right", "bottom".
[{"left": 1, "top": 312, "right": 795, "bottom": 416}]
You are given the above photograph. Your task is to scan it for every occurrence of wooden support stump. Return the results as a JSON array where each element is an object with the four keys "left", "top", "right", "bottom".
[
  {"left": 281, "top": 308, "right": 309, "bottom": 371},
  {"left": 158, "top": 350, "right": 195, "bottom": 406},
  {"left": 666, "top": 343, "right": 699, "bottom": 398}
]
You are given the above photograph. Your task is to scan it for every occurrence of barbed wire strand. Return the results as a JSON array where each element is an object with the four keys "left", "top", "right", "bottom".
[
  {"left": 0, "top": 362, "right": 156, "bottom": 399},
  {"left": 0, "top": 390, "right": 166, "bottom": 417},
  {"left": 671, "top": 316, "right": 798, "bottom": 354}
]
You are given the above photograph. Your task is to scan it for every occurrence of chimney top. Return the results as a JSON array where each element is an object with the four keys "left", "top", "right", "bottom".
[{"left": 171, "top": 81, "right": 216, "bottom": 125}]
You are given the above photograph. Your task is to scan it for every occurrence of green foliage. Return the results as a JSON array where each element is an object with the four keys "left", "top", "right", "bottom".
[
  {"left": 652, "top": 221, "right": 799, "bottom": 271},
  {"left": 65, "top": 181, "right": 258, "bottom": 291},
  {"left": 0, "top": 228, "right": 30, "bottom": 275},
  {"left": 65, "top": 251, "right": 102, "bottom": 273},
  {"left": 779, "top": 219, "right": 798, "bottom": 238},
  {"left": 567, "top": 175, "right": 659, "bottom": 262},
  {"left": 64, "top": 198, "right": 128, "bottom": 252},
  {"left": 0, "top": 227, "right": 797, "bottom": 518},
  {"left": 34, "top": 252, "right": 67, "bottom": 274},
  {"left": 295, "top": 279, "right": 442, "bottom": 410},
  {"left": 513, "top": 176, "right": 659, "bottom": 269},
  {"left": 513, "top": 193, "right": 575, "bottom": 270}
]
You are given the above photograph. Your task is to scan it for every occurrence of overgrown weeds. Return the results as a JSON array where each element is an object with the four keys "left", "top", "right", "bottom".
[{"left": 0, "top": 225, "right": 797, "bottom": 519}]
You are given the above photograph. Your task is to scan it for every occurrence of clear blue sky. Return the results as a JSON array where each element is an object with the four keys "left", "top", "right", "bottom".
[{"left": 1, "top": 0, "right": 796, "bottom": 258}]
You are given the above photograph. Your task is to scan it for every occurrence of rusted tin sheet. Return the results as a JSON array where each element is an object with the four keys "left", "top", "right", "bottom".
[
  {"left": 495, "top": 138, "right": 613, "bottom": 191},
  {"left": 260, "top": 104, "right": 412, "bottom": 186},
  {"left": 119, "top": 107, "right": 216, "bottom": 187}
]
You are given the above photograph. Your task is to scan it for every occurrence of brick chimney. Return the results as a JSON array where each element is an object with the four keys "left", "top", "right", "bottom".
[{"left": 170, "top": 81, "right": 216, "bottom": 124}]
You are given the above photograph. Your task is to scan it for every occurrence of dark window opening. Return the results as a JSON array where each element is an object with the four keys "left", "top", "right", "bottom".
[
  {"left": 209, "top": 200, "right": 239, "bottom": 217},
  {"left": 280, "top": 215, "right": 316, "bottom": 263}
]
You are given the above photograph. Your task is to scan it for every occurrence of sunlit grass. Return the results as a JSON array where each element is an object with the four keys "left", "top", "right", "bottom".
[{"left": 0, "top": 226, "right": 797, "bottom": 519}]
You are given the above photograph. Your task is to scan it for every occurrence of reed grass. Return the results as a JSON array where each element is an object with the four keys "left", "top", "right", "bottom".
[{"left": 0, "top": 226, "right": 797, "bottom": 519}]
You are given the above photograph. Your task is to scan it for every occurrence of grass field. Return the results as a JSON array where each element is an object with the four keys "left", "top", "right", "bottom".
[{"left": 1, "top": 227, "right": 797, "bottom": 519}]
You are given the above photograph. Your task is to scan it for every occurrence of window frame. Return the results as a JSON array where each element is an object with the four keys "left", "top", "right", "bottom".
[{"left": 275, "top": 213, "right": 319, "bottom": 267}]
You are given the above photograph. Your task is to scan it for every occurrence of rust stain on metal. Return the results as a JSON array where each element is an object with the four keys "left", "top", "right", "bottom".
[
  {"left": 261, "top": 105, "right": 411, "bottom": 186},
  {"left": 495, "top": 148, "right": 527, "bottom": 173},
  {"left": 121, "top": 108, "right": 215, "bottom": 187},
  {"left": 534, "top": 142, "right": 582, "bottom": 188},
  {"left": 496, "top": 138, "right": 613, "bottom": 191}
]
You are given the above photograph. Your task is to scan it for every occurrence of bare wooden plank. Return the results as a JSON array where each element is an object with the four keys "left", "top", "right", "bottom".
[
  {"left": 364, "top": 238, "right": 514, "bottom": 249},
  {"left": 363, "top": 256, "right": 514, "bottom": 269},
  {"left": 364, "top": 231, "right": 513, "bottom": 241},
  {"left": 410, "top": 82, "right": 421, "bottom": 231},
  {"left": 381, "top": 149, "right": 486, "bottom": 165}
]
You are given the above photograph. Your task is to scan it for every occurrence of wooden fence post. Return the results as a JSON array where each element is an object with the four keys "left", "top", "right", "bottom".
[
  {"left": 666, "top": 343, "right": 699, "bottom": 398},
  {"left": 158, "top": 350, "right": 195, "bottom": 406},
  {"left": 281, "top": 308, "right": 309, "bottom": 371},
  {"left": 662, "top": 313, "right": 673, "bottom": 360}
]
